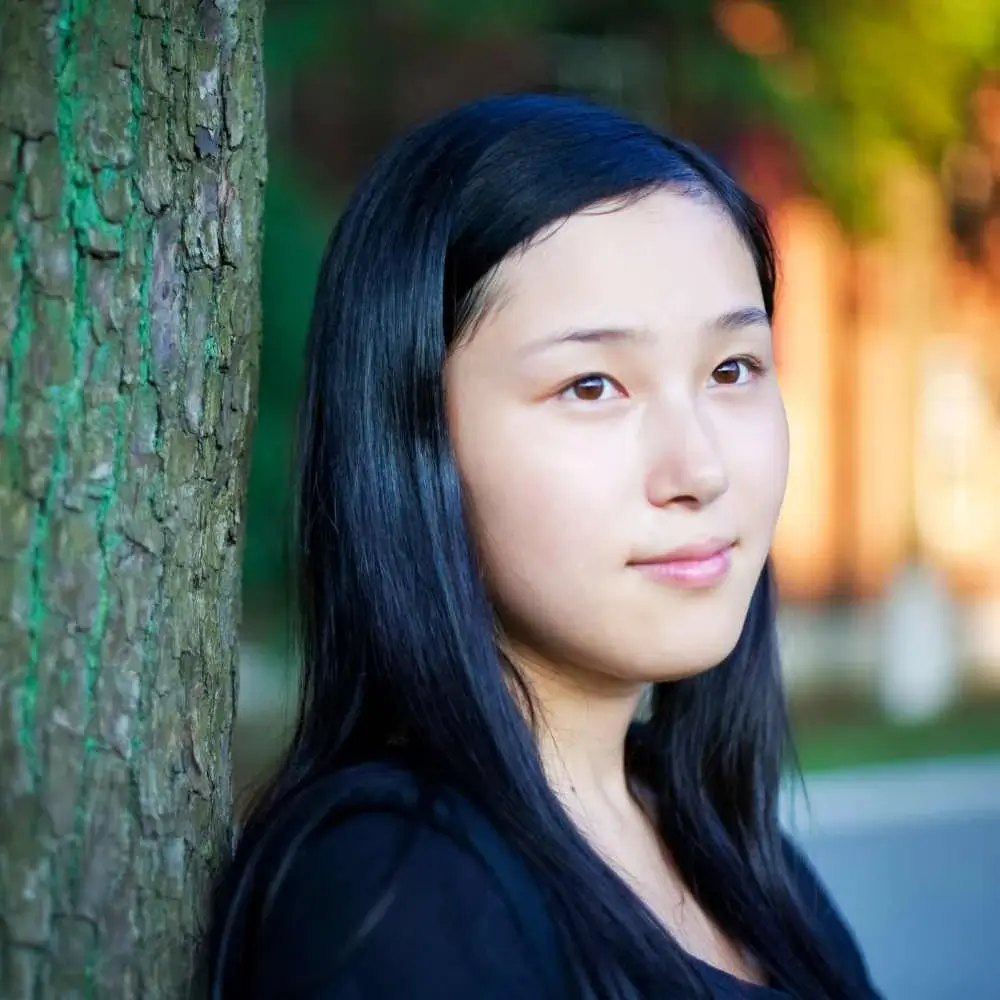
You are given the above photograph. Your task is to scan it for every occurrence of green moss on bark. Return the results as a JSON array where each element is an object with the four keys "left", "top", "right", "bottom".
[{"left": 0, "top": 0, "right": 265, "bottom": 995}]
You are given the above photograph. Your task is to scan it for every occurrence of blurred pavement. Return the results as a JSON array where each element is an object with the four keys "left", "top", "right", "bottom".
[{"left": 784, "top": 757, "right": 1000, "bottom": 999}]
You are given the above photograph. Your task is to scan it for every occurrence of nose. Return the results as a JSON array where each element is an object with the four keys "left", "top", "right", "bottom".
[{"left": 644, "top": 394, "right": 729, "bottom": 509}]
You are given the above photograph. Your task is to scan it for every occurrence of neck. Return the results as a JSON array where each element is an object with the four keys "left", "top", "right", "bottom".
[{"left": 503, "top": 636, "right": 648, "bottom": 815}]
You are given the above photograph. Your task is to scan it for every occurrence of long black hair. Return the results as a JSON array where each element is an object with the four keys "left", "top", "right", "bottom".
[{"left": 212, "top": 93, "right": 860, "bottom": 1000}]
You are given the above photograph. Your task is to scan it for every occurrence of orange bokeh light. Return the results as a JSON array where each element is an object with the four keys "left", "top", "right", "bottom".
[{"left": 714, "top": 0, "right": 790, "bottom": 58}]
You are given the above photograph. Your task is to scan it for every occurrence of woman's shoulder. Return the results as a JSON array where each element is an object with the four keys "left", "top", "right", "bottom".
[
  {"left": 242, "top": 756, "right": 499, "bottom": 918},
  {"left": 233, "top": 760, "right": 559, "bottom": 1000},
  {"left": 243, "top": 757, "right": 511, "bottom": 871}
]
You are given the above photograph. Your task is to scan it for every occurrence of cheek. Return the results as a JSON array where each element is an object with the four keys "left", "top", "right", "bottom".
[
  {"left": 462, "top": 424, "right": 625, "bottom": 575},
  {"left": 453, "top": 410, "right": 633, "bottom": 616},
  {"left": 722, "top": 394, "right": 789, "bottom": 527}
]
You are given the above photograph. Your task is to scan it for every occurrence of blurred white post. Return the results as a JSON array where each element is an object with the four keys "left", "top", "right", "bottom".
[{"left": 878, "top": 561, "right": 959, "bottom": 722}]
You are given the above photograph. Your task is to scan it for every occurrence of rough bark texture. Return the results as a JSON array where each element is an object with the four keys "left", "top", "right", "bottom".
[{"left": 0, "top": 0, "right": 266, "bottom": 996}]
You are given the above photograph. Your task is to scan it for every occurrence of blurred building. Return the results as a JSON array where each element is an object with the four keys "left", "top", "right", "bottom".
[{"left": 765, "top": 76, "right": 1000, "bottom": 703}]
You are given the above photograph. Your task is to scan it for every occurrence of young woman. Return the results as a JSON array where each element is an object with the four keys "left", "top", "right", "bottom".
[{"left": 210, "top": 94, "right": 882, "bottom": 1000}]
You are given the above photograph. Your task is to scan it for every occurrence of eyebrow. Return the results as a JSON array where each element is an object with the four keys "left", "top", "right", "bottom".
[
  {"left": 711, "top": 306, "right": 770, "bottom": 334},
  {"left": 520, "top": 306, "right": 770, "bottom": 356}
]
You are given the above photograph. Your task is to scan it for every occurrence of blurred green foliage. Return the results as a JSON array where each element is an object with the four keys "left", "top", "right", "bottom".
[
  {"left": 241, "top": 155, "right": 330, "bottom": 617},
  {"left": 767, "top": 0, "right": 1000, "bottom": 228},
  {"left": 242, "top": 0, "right": 1000, "bottom": 615},
  {"left": 794, "top": 696, "right": 1000, "bottom": 772}
]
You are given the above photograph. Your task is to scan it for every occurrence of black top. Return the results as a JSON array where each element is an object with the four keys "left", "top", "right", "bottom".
[{"left": 234, "top": 761, "right": 880, "bottom": 1000}]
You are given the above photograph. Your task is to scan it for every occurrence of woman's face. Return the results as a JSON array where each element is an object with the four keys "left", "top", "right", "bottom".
[{"left": 445, "top": 190, "right": 788, "bottom": 685}]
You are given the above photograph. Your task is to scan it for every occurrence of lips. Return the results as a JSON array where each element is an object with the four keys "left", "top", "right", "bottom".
[
  {"left": 630, "top": 538, "right": 735, "bottom": 565},
  {"left": 628, "top": 539, "right": 736, "bottom": 588}
]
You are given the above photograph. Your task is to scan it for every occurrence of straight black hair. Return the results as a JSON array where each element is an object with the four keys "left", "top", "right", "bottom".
[{"left": 211, "top": 93, "right": 861, "bottom": 1000}]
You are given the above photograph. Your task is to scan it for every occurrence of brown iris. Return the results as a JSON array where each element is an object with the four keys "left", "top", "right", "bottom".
[
  {"left": 712, "top": 359, "right": 745, "bottom": 385},
  {"left": 570, "top": 376, "right": 609, "bottom": 401}
]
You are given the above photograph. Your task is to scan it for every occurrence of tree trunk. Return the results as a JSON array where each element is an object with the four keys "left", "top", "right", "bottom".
[{"left": 0, "top": 0, "right": 266, "bottom": 996}]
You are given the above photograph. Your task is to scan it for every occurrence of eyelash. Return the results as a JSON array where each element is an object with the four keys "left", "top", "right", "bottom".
[{"left": 558, "top": 355, "right": 768, "bottom": 402}]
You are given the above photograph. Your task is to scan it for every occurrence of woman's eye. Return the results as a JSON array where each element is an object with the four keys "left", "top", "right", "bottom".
[
  {"left": 560, "top": 374, "right": 622, "bottom": 402},
  {"left": 710, "top": 356, "right": 764, "bottom": 387}
]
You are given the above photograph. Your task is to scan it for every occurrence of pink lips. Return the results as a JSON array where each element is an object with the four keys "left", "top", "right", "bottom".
[{"left": 629, "top": 540, "right": 735, "bottom": 588}]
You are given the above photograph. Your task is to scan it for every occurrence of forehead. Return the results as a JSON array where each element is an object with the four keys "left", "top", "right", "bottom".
[{"left": 487, "top": 189, "right": 764, "bottom": 337}]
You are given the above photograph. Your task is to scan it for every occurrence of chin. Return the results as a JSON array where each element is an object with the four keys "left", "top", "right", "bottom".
[
  {"left": 640, "top": 649, "right": 733, "bottom": 683},
  {"left": 623, "top": 619, "right": 748, "bottom": 682},
  {"left": 504, "top": 583, "right": 759, "bottom": 686},
  {"left": 578, "top": 635, "right": 741, "bottom": 685}
]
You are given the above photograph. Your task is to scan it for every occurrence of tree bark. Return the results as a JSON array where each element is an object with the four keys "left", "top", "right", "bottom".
[{"left": 0, "top": 0, "right": 266, "bottom": 996}]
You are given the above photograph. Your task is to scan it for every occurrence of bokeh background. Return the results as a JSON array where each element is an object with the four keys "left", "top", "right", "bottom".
[{"left": 235, "top": 4, "right": 1000, "bottom": 994}]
